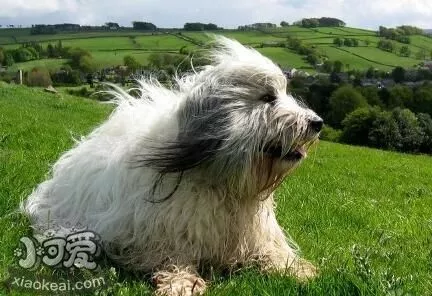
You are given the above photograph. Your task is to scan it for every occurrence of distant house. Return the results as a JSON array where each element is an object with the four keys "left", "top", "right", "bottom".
[
  {"left": 282, "top": 68, "right": 297, "bottom": 79},
  {"left": 380, "top": 79, "right": 396, "bottom": 88}
]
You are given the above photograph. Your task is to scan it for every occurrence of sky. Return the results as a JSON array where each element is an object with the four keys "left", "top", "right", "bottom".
[{"left": 1, "top": 0, "right": 431, "bottom": 30}]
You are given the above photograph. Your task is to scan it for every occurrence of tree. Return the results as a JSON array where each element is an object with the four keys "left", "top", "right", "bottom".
[
  {"left": 4, "top": 53, "right": 14, "bottom": 66},
  {"left": 183, "top": 23, "right": 220, "bottom": 31},
  {"left": 417, "top": 113, "right": 432, "bottom": 153},
  {"left": 329, "top": 85, "right": 368, "bottom": 127},
  {"left": 416, "top": 48, "right": 427, "bottom": 60},
  {"left": 341, "top": 107, "right": 381, "bottom": 145},
  {"left": 306, "top": 54, "right": 320, "bottom": 65},
  {"left": 25, "top": 67, "right": 52, "bottom": 87},
  {"left": 366, "top": 67, "right": 376, "bottom": 79},
  {"left": 368, "top": 111, "right": 400, "bottom": 150},
  {"left": 391, "top": 66, "right": 406, "bottom": 83},
  {"left": 333, "top": 60, "right": 343, "bottom": 73},
  {"left": 123, "top": 55, "right": 141, "bottom": 72},
  {"left": 411, "top": 86, "right": 432, "bottom": 116},
  {"left": 399, "top": 45, "right": 411, "bottom": 57},
  {"left": 391, "top": 108, "right": 423, "bottom": 152},
  {"left": 343, "top": 38, "right": 353, "bottom": 47},
  {"left": 0, "top": 48, "right": 4, "bottom": 65},
  {"left": 322, "top": 60, "right": 334, "bottom": 73},
  {"left": 105, "top": 22, "right": 119, "bottom": 29},
  {"left": 13, "top": 48, "right": 34, "bottom": 62},
  {"left": 47, "top": 43, "right": 55, "bottom": 58},
  {"left": 377, "top": 39, "right": 395, "bottom": 52},
  {"left": 132, "top": 21, "right": 157, "bottom": 30},
  {"left": 358, "top": 86, "right": 383, "bottom": 107},
  {"left": 280, "top": 21, "right": 289, "bottom": 27},
  {"left": 388, "top": 85, "right": 413, "bottom": 108},
  {"left": 68, "top": 48, "right": 92, "bottom": 69},
  {"left": 78, "top": 55, "right": 95, "bottom": 73},
  {"left": 333, "top": 37, "right": 343, "bottom": 47}
]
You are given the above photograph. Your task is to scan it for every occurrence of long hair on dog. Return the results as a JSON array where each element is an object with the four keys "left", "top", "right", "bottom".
[{"left": 23, "top": 36, "right": 323, "bottom": 295}]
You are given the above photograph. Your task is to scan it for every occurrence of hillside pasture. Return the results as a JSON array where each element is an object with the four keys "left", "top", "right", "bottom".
[
  {"left": 0, "top": 84, "right": 431, "bottom": 295},
  {"left": 257, "top": 47, "right": 312, "bottom": 70}
]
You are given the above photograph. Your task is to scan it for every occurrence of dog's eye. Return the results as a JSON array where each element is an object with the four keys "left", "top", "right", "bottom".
[{"left": 260, "top": 94, "right": 277, "bottom": 104}]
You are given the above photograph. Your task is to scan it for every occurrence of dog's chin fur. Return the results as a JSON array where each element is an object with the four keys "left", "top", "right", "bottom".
[{"left": 22, "top": 36, "right": 321, "bottom": 295}]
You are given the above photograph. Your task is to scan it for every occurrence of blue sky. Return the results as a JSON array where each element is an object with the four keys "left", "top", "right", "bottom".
[{"left": 1, "top": 0, "right": 431, "bottom": 29}]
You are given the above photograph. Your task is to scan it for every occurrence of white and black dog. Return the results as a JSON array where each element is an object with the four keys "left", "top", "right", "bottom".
[{"left": 23, "top": 36, "right": 323, "bottom": 295}]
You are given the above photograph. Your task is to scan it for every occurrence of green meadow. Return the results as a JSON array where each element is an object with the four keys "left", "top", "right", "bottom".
[
  {"left": 1, "top": 83, "right": 431, "bottom": 295},
  {"left": 2, "top": 26, "right": 432, "bottom": 72}
]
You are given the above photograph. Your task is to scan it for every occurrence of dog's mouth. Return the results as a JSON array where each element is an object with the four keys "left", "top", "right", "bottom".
[{"left": 264, "top": 145, "right": 307, "bottom": 161}]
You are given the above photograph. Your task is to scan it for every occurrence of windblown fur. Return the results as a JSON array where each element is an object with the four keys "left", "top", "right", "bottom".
[{"left": 23, "top": 36, "right": 323, "bottom": 295}]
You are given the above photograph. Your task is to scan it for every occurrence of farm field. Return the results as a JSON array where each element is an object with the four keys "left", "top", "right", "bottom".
[
  {"left": 1, "top": 26, "right": 432, "bottom": 74},
  {"left": 317, "top": 46, "right": 394, "bottom": 71},
  {"left": 257, "top": 47, "right": 313, "bottom": 70},
  {"left": 1, "top": 84, "right": 431, "bottom": 295}
]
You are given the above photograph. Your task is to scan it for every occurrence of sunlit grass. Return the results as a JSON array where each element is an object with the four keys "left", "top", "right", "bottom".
[{"left": 1, "top": 84, "right": 431, "bottom": 295}]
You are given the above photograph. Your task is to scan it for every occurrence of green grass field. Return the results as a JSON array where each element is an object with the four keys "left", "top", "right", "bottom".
[
  {"left": 1, "top": 84, "right": 431, "bottom": 295},
  {"left": 6, "top": 58, "right": 69, "bottom": 72},
  {"left": 2, "top": 26, "right": 432, "bottom": 73},
  {"left": 257, "top": 47, "right": 313, "bottom": 70}
]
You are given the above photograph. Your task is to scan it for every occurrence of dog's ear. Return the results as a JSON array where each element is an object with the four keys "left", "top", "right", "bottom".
[{"left": 137, "top": 96, "right": 230, "bottom": 174}]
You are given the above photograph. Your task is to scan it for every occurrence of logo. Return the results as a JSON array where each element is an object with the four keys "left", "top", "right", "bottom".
[
  {"left": 14, "top": 230, "right": 100, "bottom": 270},
  {"left": 5, "top": 226, "right": 112, "bottom": 294}
]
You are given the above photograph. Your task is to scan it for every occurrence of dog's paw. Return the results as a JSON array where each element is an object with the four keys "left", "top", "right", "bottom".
[
  {"left": 153, "top": 270, "right": 206, "bottom": 296},
  {"left": 261, "top": 257, "right": 318, "bottom": 281},
  {"left": 289, "top": 259, "right": 318, "bottom": 281}
]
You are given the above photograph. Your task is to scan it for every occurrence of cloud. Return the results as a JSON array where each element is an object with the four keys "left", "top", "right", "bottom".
[{"left": 0, "top": 0, "right": 431, "bottom": 29}]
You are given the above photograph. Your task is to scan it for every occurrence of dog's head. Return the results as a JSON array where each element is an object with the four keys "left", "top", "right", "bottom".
[{"left": 144, "top": 36, "right": 322, "bottom": 198}]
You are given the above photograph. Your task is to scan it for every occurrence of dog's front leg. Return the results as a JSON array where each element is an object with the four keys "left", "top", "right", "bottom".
[
  {"left": 152, "top": 264, "right": 206, "bottom": 296},
  {"left": 255, "top": 198, "right": 317, "bottom": 280}
]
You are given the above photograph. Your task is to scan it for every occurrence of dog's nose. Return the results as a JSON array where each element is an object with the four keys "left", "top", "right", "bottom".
[{"left": 309, "top": 118, "right": 324, "bottom": 132}]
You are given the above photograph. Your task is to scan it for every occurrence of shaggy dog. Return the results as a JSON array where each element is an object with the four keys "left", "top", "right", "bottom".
[{"left": 23, "top": 36, "right": 323, "bottom": 295}]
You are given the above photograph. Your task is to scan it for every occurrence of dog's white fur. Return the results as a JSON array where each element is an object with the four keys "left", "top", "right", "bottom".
[{"left": 23, "top": 37, "right": 321, "bottom": 295}]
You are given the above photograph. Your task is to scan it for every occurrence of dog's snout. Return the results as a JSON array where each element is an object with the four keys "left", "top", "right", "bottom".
[{"left": 309, "top": 118, "right": 324, "bottom": 132}]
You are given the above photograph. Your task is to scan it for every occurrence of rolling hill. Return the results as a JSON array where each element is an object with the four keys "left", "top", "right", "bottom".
[
  {"left": 0, "top": 83, "right": 431, "bottom": 295},
  {"left": 1, "top": 26, "right": 432, "bottom": 73}
]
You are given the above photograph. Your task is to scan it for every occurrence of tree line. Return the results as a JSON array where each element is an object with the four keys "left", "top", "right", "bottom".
[
  {"left": 290, "top": 68, "right": 432, "bottom": 154},
  {"left": 293, "top": 17, "right": 346, "bottom": 28},
  {"left": 27, "top": 21, "right": 225, "bottom": 35}
]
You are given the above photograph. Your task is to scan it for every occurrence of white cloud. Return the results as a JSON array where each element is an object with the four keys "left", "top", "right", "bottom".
[{"left": 0, "top": 0, "right": 431, "bottom": 29}]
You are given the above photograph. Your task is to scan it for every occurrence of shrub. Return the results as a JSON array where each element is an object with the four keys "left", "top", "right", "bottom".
[
  {"left": 368, "top": 111, "right": 400, "bottom": 150},
  {"left": 25, "top": 67, "right": 52, "bottom": 87},
  {"left": 417, "top": 113, "right": 432, "bottom": 153},
  {"left": 320, "top": 126, "right": 342, "bottom": 142},
  {"left": 411, "top": 86, "right": 432, "bottom": 117},
  {"left": 51, "top": 69, "right": 82, "bottom": 86},
  {"left": 67, "top": 47, "right": 93, "bottom": 70},
  {"left": 66, "top": 86, "right": 91, "bottom": 97},
  {"left": 123, "top": 55, "right": 141, "bottom": 72},
  {"left": 358, "top": 86, "right": 383, "bottom": 107},
  {"left": 391, "top": 108, "right": 423, "bottom": 152},
  {"left": 329, "top": 86, "right": 368, "bottom": 127},
  {"left": 341, "top": 107, "right": 381, "bottom": 146},
  {"left": 13, "top": 48, "right": 34, "bottom": 62},
  {"left": 388, "top": 85, "right": 413, "bottom": 108}
]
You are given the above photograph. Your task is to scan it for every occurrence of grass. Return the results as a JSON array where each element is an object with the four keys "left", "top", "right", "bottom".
[
  {"left": 318, "top": 46, "right": 394, "bottom": 71},
  {"left": 6, "top": 58, "right": 68, "bottom": 72},
  {"left": 91, "top": 51, "right": 162, "bottom": 68},
  {"left": 1, "top": 84, "right": 432, "bottom": 295},
  {"left": 2, "top": 27, "right": 432, "bottom": 72},
  {"left": 257, "top": 47, "right": 314, "bottom": 71},
  {"left": 342, "top": 47, "right": 421, "bottom": 68}
]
